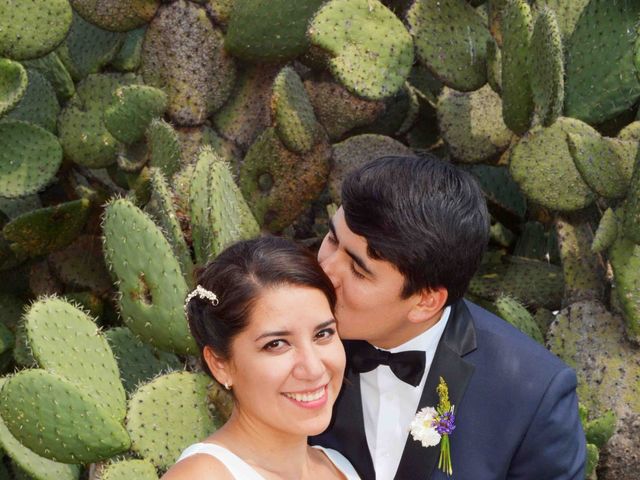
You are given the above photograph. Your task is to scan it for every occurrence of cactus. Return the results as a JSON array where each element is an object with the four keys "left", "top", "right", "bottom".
[
  {"left": 102, "top": 198, "right": 197, "bottom": 355},
  {"left": 592, "top": 208, "right": 619, "bottom": 254},
  {"left": 623, "top": 155, "right": 640, "bottom": 244},
  {"left": 536, "top": 0, "right": 589, "bottom": 38},
  {"left": 609, "top": 237, "right": 640, "bottom": 343},
  {"left": 308, "top": 0, "right": 413, "bottom": 100},
  {"left": 22, "top": 52, "right": 76, "bottom": 102},
  {"left": 465, "top": 164, "right": 527, "bottom": 223},
  {"left": 5, "top": 69, "right": 60, "bottom": 133},
  {"left": 141, "top": 0, "right": 235, "bottom": 126},
  {"left": 69, "top": 0, "right": 159, "bottom": 32},
  {"left": 146, "top": 119, "right": 182, "bottom": 179},
  {"left": 407, "top": 0, "right": 490, "bottom": 92},
  {"left": 486, "top": 38, "right": 502, "bottom": 94},
  {"left": 438, "top": 85, "right": 512, "bottom": 164},
  {"left": 125, "top": 371, "right": 218, "bottom": 470},
  {"left": 110, "top": 26, "right": 146, "bottom": 72},
  {"left": 529, "top": 7, "right": 564, "bottom": 127},
  {"left": 0, "top": 59, "right": 28, "bottom": 116},
  {"left": 99, "top": 459, "right": 159, "bottom": 480},
  {"left": 585, "top": 410, "right": 617, "bottom": 449},
  {"left": 226, "top": 0, "right": 324, "bottom": 62},
  {"left": 0, "top": 120, "right": 63, "bottom": 199},
  {"left": 105, "top": 84, "right": 168, "bottom": 144},
  {"left": 0, "top": 0, "right": 72, "bottom": 60},
  {"left": 495, "top": 294, "right": 544, "bottom": 343}
]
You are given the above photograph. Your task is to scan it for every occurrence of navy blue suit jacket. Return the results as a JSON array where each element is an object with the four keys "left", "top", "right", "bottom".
[{"left": 311, "top": 300, "right": 586, "bottom": 479}]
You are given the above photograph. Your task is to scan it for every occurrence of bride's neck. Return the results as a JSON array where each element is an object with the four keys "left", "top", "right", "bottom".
[{"left": 212, "top": 408, "right": 314, "bottom": 478}]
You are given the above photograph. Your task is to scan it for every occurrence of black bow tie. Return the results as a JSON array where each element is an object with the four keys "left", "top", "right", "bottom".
[{"left": 347, "top": 341, "right": 426, "bottom": 387}]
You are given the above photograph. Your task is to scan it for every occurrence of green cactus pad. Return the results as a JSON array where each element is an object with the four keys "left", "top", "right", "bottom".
[
  {"left": 147, "top": 119, "right": 182, "bottom": 180},
  {"left": 240, "top": 127, "right": 331, "bottom": 232},
  {"left": 0, "top": 369, "right": 131, "bottom": 463},
  {"left": 2, "top": 199, "right": 90, "bottom": 257},
  {"left": 357, "top": 83, "right": 419, "bottom": 137},
  {"left": 304, "top": 75, "right": 384, "bottom": 141},
  {"left": 308, "top": 0, "right": 414, "bottom": 100},
  {"left": 105, "top": 85, "right": 168, "bottom": 145},
  {"left": 566, "top": 132, "right": 629, "bottom": 200},
  {"left": 99, "top": 459, "right": 159, "bottom": 480},
  {"left": 512, "top": 221, "right": 554, "bottom": 261},
  {"left": 58, "top": 73, "right": 139, "bottom": 168},
  {"left": 102, "top": 198, "right": 197, "bottom": 355},
  {"left": 22, "top": 52, "right": 75, "bottom": 102},
  {"left": 623, "top": 157, "right": 640, "bottom": 244},
  {"left": 509, "top": 117, "right": 597, "bottom": 212},
  {"left": 110, "top": 26, "right": 146, "bottom": 72},
  {"left": 226, "top": 0, "right": 324, "bottom": 62},
  {"left": 106, "top": 327, "right": 181, "bottom": 394},
  {"left": 0, "top": 293, "right": 23, "bottom": 331},
  {"left": 564, "top": 0, "right": 640, "bottom": 125},
  {"left": 536, "top": 0, "right": 589, "bottom": 38},
  {"left": 486, "top": 38, "right": 502, "bottom": 94},
  {"left": 145, "top": 169, "right": 193, "bottom": 283},
  {"left": 190, "top": 148, "right": 260, "bottom": 264},
  {"left": 272, "top": 67, "right": 320, "bottom": 154},
  {"left": 0, "top": 120, "right": 63, "bottom": 199},
  {"left": 329, "top": 134, "right": 412, "bottom": 204},
  {"left": 0, "top": 59, "right": 27, "bottom": 116},
  {"left": 585, "top": 410, "right": 616, "bottom": 449},
  {"left": 501, "top": 0, "right": 533, "bottom": 135},
  {"left": 437, "top": 85, "right": 512, "bottom": 163},
  {"left": 618, "top": 121, "right": 640, "bottom": 142},
  {"left": 495, "top": 295, "right": 544, "bottom": 343},
  {"left": 465, "top": 164, "right": 527, "bottom": 222},
  {"left": 24, "top": 297, "right": 126, "bottom": 419},
  {"left": 0, "top": 0, "right": 72, "bottom": 60},
  {"left": 592, "top": 208, "right": 619, "bottom": 254},
  {"left": 585, "top": 443, "right": 599, "bottom": 478},
  {"left": 70, "top": 0, "right": 159, "bottom": 32},
  {"left": 0, "top": 323, "right": 13, "bottom": 356},
  {"left": 609, "top": 237, "right": 640, "bottom": 343},
  {"left": 0, "top": 379, "right": 81, "bottom": 480},
  {"left": 529, "top": 7, "right": 564, "bottom": 127},
  {"left": 13, "top": 321, "right": 35, "bottom": 367},
  {"left": 141, "top": 1, "right": 235, "bottom": 126},
  {"left": 6, "top": 69, "right": 60, "bottom": 133},
  {"left": 56, "top": 12, "right": 125, "bottom": 81},
  {"left": 126, "top": 371, "right": 217, "bottom": 470},
  {"left": 407, "top": 0, "right": 490, "bottom": 92}
]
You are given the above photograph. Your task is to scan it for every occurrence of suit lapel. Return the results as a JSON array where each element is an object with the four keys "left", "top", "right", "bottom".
[{"left": 395, "top": 301, "right": 477, "bottom": 480}]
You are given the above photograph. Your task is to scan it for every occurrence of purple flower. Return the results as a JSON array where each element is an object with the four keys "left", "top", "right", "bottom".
[{"left": 433, "top": 411, "right": 456, "bottom": 435}]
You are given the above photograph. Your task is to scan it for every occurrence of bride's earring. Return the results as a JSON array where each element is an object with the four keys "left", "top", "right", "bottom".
[{"left": 224, "top": 381, "right": 232, "bottom": 390}]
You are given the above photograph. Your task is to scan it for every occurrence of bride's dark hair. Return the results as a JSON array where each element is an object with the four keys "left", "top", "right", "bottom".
[{"left": 185, "top": 236, "right": 336, "bottom": 377}]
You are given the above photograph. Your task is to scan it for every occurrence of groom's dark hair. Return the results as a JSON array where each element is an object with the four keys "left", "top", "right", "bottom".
[{"left": 341, "top": 154, "right": 490, "bottom": 306}]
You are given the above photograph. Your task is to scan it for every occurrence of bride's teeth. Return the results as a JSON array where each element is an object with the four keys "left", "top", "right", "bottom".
[{"left": 284, "top": 387, "right": 325, "bottom": 402}]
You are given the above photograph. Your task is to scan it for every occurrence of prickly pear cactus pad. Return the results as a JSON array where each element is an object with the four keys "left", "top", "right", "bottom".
[
  {"left": 0, "top": 369, "right": 131, "bottom": 463},
  {"left": 147, "top": 119, "right": 182, "bottom": 179},
  {"left": 465, "top": 164, "right": 527, "bottom": 222},
  {"left": 537, "top": 0, "right": 590, "bottom": 38},
  {"left": 22, "top": 52, "right": 75, "bottom": 102},
  {"left": 24, "top": 297, "right": 127, "bottom": 419},
  {"left": 609, "top": 237, "right": 640, "bottom": 343},
  {"left": 564, "top": 0, "right": 640, "bottom": 125},
  {"left": 407, "top": 0, "right": 490, "bottom": 92},
  {"left": 0, "top": 379, "right": 81, "bottom": 480},
  {"left": 566, "top": 133, "right": 629, "bottom": 200},
  {"left": 592, "top": 208, "right": 619, "bottom": 254},
  {"left": 0, "top": 0, "right": 72, "bottom": 60},
  {"left": 509, "top": 117, "right": 597, "bottom": 212},
  {"left": 6, "top": 69, "right": 60, "bottom": 133},
  {"left": 105, "top": 84, "right": 168, "bottom": 144},
  {"left": 110, "top": 26, "right": 146, "bottom": 72},
  {"left": 0, "top": 120, "right": 63, "bottom": 199},
  {"left": 437, "top": 85, "right": 512, "bottom": 164},
  {"left": 529, "top": 7, "right": 564, "bottom": 127},
  {"left": 99, "top": 459, "right": 159, "bottom": 480},
  {"left": 226, "top": 0, "right": 324, "bottom": 62},
  {"left": 308, "top": 0, "right": 414, "bottom": 100},
  {"left": 495, "top": 295, "right": 544, "bottom": 343},
  {"left": 271, "top": 67, "right": 320, "bottom": 154},
  {"left": 141, "top": 0, "right": 236, "bottom": 126},
  {"left": 624, "top": 157, "right": 640, "bottom": 244},
  {"left": 70, "top": 0, "right": 159, "bottom": 32},
  {"left": 102, "top": 198, "right": 197, "bottom": 355},
  {"left": 239, "top": 127, "right": 331, "bottom": 232},
  {"left": 0, "top": 59, "right": 27, "bottom": 116},
  {"left": 126, "top": 371, "right": 217, "bottom": 470}
]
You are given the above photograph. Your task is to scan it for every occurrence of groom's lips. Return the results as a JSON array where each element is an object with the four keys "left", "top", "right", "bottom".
[{"left": 281, "top": 385, "right": 328, "bottom": 409}]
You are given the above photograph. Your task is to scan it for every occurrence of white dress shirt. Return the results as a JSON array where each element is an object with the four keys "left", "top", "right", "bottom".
[{"left": 360, "top": 306, "right": 451, "bottom": 480}]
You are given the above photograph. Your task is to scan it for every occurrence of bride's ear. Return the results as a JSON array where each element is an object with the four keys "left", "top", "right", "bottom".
[
  {"left": 203, "top": 346, "right": 232, "bottom": 387},
  {"left": 407, "top": 287, "right": 448, "bottom": 325}
]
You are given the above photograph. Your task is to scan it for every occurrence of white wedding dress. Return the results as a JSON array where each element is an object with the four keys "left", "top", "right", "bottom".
[{"left": 177, "top": 442, "right": 361, "bottom": 479}]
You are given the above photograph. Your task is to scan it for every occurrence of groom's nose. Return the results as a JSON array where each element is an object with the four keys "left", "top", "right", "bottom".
[{"left": 319, "top": 251, "right": 341, "bottom": 289}]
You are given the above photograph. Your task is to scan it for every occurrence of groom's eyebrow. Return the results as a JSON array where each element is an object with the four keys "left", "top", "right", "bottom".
[{"left": 329, "top": 218, "right": 374, "bottom": 276}]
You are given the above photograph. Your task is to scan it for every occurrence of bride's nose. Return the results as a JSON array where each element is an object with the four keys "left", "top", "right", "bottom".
[{"left": 293, "top": 344, "right": 325, "bottom": 380}]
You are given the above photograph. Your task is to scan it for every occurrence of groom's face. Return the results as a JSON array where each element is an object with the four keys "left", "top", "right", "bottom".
[{"left": 318, "top": 207, "right": 420, "bottom": 349}]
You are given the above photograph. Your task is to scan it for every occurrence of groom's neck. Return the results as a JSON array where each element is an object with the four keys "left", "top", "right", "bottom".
[{"left": 370, "top": 307, "right": 446, "bottom": 350}]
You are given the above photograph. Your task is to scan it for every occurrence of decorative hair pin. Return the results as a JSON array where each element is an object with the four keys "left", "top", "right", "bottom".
[{"left": 184, "top": 285, "right": 219, "bottom": 313}]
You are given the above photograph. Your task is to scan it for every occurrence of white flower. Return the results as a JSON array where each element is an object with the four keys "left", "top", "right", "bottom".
[{"left": 410, "top": 406, "right": 442, "bottom": 448}]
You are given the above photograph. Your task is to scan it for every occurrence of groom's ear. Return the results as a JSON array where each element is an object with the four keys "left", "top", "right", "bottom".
[
  {"left": 203, "top": 345, "right": 232, "bottom": 386},
  {"left": 407, "top": 287, "right": 448, "bottom": 325}
]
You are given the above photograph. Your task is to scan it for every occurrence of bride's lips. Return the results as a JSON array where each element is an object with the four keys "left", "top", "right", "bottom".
[{"left": 281, "top": 385, "right": 328, "bottom": 409}]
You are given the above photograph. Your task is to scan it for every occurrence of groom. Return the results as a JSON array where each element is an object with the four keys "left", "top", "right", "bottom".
[{"left": 310, "top": 155, "right": 585, "bottom": 479}]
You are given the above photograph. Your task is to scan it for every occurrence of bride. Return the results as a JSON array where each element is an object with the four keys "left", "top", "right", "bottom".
[{"left": 162, "top": 236, "right": 359, "bottom": 479}]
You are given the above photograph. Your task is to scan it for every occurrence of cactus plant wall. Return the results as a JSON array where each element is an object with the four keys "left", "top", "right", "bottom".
[{"left": 0, "top": 0, "right": 639, "bottom": 478}]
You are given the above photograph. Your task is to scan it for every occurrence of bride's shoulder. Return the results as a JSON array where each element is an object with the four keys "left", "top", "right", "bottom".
[{"left": 161, "top": 451, "right": 234, "bottom": 480}]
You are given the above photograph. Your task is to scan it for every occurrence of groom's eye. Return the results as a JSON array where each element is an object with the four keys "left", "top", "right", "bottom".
[{"left": 350, "top": 263, "right": 365, "bottom": 279}]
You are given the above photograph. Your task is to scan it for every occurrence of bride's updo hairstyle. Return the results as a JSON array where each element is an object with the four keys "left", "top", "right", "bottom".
[{"left": 185, "top": 236, "right": 336, "bottom": 377}]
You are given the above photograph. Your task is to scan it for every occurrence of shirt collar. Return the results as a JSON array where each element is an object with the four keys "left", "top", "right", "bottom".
[{"left": 387, "top": 305, "right": 451, "bottom": 354}]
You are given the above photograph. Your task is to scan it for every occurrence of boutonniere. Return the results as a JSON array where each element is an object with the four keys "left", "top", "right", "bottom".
[{"left": 409, "top": 376, "right": 456, "bottom": 476}]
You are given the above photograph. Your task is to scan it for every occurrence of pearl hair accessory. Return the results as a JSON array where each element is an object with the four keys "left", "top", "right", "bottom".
[{"left": 184, "top": 285, "right": 219, "bottom": 312}]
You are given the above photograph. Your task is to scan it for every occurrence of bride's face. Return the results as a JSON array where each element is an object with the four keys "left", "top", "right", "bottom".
[{"left": 224, "top": 285, "right": 345, "bottom": 437}]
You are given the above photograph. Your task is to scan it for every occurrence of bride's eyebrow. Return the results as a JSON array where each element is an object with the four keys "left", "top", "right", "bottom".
[
  {"left": 329, "top": 218, "right": 374, "bottom": 276},
  {"left": 255, "top": 329, "right": 291, "bottom": 341},
  {"left": 314, "top": 319, "right": 337, "bottom": 331}
]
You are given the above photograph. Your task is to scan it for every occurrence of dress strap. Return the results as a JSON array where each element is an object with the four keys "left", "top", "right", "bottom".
[
  {"left": 312, "top": 445, "right": 361, "bottom": 479},
  {"left": 177, "top": 443, "right": 266, "bottom": 480}
]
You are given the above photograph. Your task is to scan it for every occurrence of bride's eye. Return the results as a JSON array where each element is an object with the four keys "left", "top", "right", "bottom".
[
  {"left": 315, "top": 328, "right": 336, "bottom": 341},
  {"left": 263, "top": 339, "right": 288, "bottom": 351}
]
